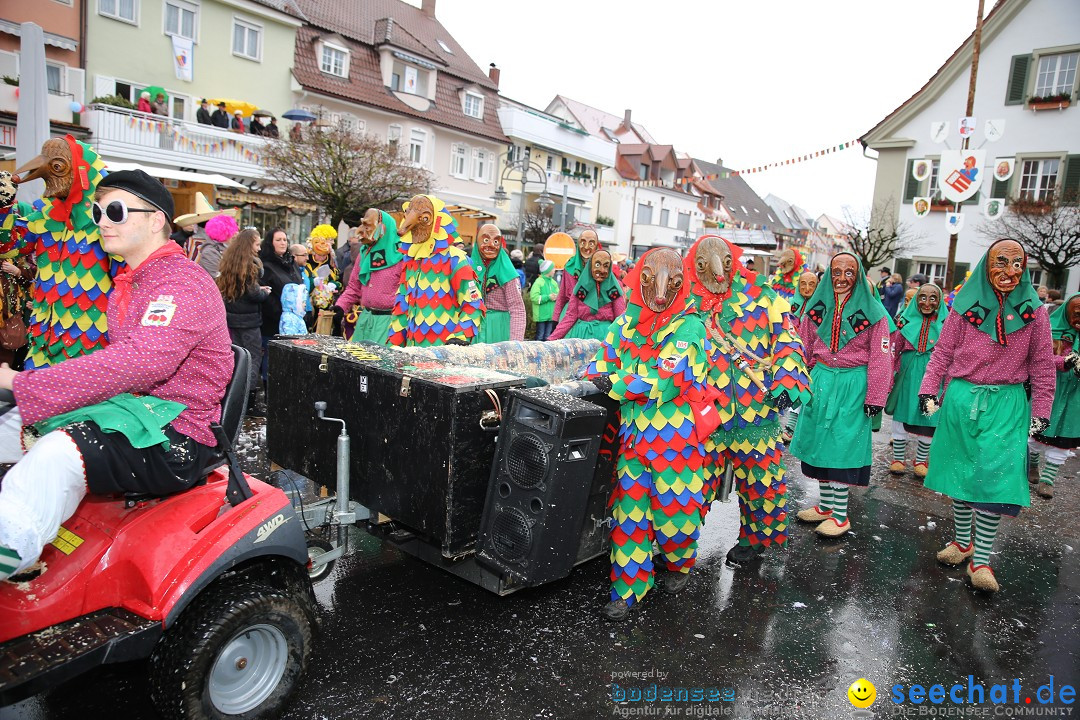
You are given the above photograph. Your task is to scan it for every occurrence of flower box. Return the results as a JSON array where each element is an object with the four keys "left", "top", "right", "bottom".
[{"left": 1028, "top": 95, "right": 1071, "bottom": 111}]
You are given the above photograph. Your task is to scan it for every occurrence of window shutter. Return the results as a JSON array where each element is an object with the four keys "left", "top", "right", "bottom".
[
  {"left": 953, "top": 262, "right": 970, "bottom": 285},
  {"left": 1060, "top": 154, "right": 1080, "bottom": 206},
  {"left": 991, "top": 175, "right": 1012, "bottom": 204},
  {"left": 903, "top": 159, "right": 920, "bottom": 203},
  {"left": 1005, "top": 54, "right": 1031, "bottom": 105},
  {"left": 963, "top": 190, "right": 980, "bottom": 206},
  {"left": 894, "top": 258, "right": 912, "bottom": 281}
]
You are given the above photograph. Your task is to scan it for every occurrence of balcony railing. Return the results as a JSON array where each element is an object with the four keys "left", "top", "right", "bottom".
[{"left": 85, "top": 104, "right": 271, "bottom": 179}]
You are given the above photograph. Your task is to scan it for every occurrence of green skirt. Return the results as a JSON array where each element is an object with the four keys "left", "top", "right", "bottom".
[
  {"left": 474, "top": 310, "right": 510, "bottom": 344},
  {"left": 36, "top": 393, "right": 186, "bottom": 450},
  {"left": 566, "top": 319, "right": 611, "bottom": 342},
  {"left": 790, "top": 364, "right": 872, "bottom": 470},
  {"left": 887, "top": 351, "right": 939, "bottom": 428},
  {"left": 925, "top": 378, "right": 1029, "bottom": 507},
  {"left": 1047, "top": 370, "right": 1080, "bottom": 439},
  {"left": 350, "top": 309, "right": 394, "bottom": 345}
]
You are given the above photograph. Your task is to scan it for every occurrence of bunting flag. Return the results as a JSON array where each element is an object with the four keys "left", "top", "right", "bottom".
[
  {"left": 603, "top": 137, "right": 863, "bottom": 187},
  {"left": 125, "top": 115, "right": 263, "bottom": 164}
]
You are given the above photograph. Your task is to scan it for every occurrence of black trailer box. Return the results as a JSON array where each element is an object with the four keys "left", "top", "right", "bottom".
[{"left": 267, "top": 337, "right": 525, "bottom": 558}]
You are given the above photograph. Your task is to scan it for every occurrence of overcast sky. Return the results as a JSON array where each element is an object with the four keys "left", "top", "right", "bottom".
[{"left": 432, "top": 0, "right": 993, "bottom": 221}]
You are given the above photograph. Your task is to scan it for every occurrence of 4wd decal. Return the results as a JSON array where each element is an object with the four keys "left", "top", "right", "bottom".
[{"left": 253, "top": 513, "right": 290, "bottom": 544}]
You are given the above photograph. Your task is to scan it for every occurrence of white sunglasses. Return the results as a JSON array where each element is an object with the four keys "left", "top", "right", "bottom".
[{"left": 92, "top": 199, "right": 159, "bottom": 225}]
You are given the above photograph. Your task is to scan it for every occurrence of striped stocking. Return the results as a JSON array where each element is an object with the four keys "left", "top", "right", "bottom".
[
  {"left": 1040, "top": 460, "right": 1062, "bottom": 487},
  {"left": 817, "top": 481, "right": 835, "bottom": 512},
  {"left": 972, "top": 511, "right": 1001, "bottom": 567},
  {"left": 0, "top": 546, "right": 20, "bottom": 582},
  {"left": 915, "top": 439, "right": 931, "bottom": 465},
  {"left": 892, "top": 438, "right": 907, "bottom": 463},
  {"left": 952, "top": 500, "right": 973, "bottom": 547},
  {"left": 828, "top": 482, "right": 849, "bottom": 522}
]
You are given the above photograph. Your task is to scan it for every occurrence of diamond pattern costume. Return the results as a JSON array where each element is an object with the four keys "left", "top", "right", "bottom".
[
  {"left": 388, "top": 195, "right": 485, "bottom": 347},
  {"left": 586, "top": 250, "right": 718, "bottom": 608},
  {"left": 0, "top": 138, "right": 115, "bottom": 368},
  {"left": 686, "top": 237, "right": 811, "bottom": 553}
]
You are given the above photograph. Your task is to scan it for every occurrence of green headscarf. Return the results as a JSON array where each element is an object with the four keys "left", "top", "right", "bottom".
[
  {"left": 572, "top": 262, "right": 623, "bottom": 313},
  {"left": 355, "top": 211, "right": 402, "bottom": 285},
  {"left": 470, "top": 236, "right": 519, "bottom": 293},
  {"left": 563, "top": 243, "right": 588, "bottom": 279},
  {"left": 1049, "top": 291, "right": 1080, "bottom": 352},
  {"left": 801, "top": 252, "right": 888, "bottom": 352},
  {"left": 896, "top": 283, "right": 945, "bottom": 353},
  {"left": 951, "top": 239, "right": 1041, "bottom": 346}
]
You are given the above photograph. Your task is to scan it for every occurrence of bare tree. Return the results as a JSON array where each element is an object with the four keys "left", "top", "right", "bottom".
[
  {"left": 841, "top": 198, "right": 924, "bottom": 272},
  {"left": 505, "top": 205, "right": 560, "bottom": 248},
  {"left": 263, "top": 126, "right": 433, "bottom": 227},
  {"left": 977, "top": 193, "right": 1080, "bottom": 290}
]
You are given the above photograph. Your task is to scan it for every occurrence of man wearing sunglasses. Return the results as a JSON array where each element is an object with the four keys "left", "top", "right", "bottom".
[{"left": 0, "top": 170, "right": 233, "bottom": 582}]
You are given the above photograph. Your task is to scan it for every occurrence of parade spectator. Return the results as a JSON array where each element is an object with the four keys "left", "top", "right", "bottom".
[
  {"left": 509, "top": 248, "right": 526, "bottom": 288},
  {"left": 1037, "top": 285, "right": 1049, "bottom": 302},
  {"left": 744, "top": 257, "right": 756, "bottom": 272},
  {"left": 210, "top": 102, "right": 230, "bottom": 128},
  {"left": 265, "top": 117, "right": 281, "bottom": 138},
  {"left": 137, "top": 91, "right": 152, "bottom": 114},
  {"left": 151, "top": 93, "right": 168, "bottom": 116},
  {"left": 0, "top": 253, "right": 35, "bottom": 371},
  {"left": 231, "top": 110, "right": 246, "bottom": 134},
  {"left": 249, "top": 115, "right": 266, "bottom": 136},
  {"left": 196, "top": 214, "right": 238, "bottom": 278},
  {"left": 908, "top": 273, "right": 929, "bottom": 289},
  {"left": 304, "top": 225, "right": 341, "bottom": 325},
  {"left": 524, "top": 243, "right": 544, "bottom": 288},
  {"left": 919, "top": 239, "right": 1055, "bottom": 593},
  {"left": 259, "top": 228, "right": 302, "bottom": 385},
  {"left": 878, "top": 266, "right": 891, "bottom": 291},
  {"left": 215, "top": 228, "right": 268, "bottom": 410},
  {"left": 335, "top": 228, "right": 362, "bottom": 290},
  {"left": 471, "top": 224, "right": 526, "bottom": 343},
  {"left": 290, "top": 123, "right": 303, "bottom": 141},
  {"left": 882, "top": 272, "right": 905, "bottom": 317},
  {"left": 529, "top": 260, "right": 558, "bottom": 341},
  {"left": 1047, "top": 288, "right": 1063, "bottom": 308},
  {"left": 196, "top": 99, "right": 212, "bottom": 125}
]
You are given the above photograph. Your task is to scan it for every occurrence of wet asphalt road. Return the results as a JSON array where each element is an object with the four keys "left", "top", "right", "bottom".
[{"left": 3, "top": 416, "right": 1078, "bottom": 720}]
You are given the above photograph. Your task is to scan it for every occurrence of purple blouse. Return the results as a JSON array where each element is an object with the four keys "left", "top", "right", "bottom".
[{"left": 799, "top": 314, "right": 894, "bottom": 407}]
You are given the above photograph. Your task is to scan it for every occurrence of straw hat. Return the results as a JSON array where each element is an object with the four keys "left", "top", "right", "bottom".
[{"left": 172, "top": 192, "right": 241, "bottom": 227}]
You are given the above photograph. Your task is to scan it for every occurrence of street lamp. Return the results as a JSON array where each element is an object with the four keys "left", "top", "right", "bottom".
[{"left": 490, "top": 147, "right": 554, "bottom": 248}]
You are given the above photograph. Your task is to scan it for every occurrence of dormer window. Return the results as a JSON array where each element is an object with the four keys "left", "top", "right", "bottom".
[
  {"left": 463, "top": 91, "right": 483, "bottom": 119},
  {"left": 320, "top": 41, "right": 349, "bottom": 78}
]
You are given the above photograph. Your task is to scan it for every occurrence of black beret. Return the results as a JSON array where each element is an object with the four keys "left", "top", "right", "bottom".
[{"left": 97, "top": 169, "right": 175, "bottom": 219}]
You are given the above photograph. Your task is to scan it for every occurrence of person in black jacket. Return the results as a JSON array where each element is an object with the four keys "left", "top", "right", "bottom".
[
  {"left": 211, "top": 101, "right": 230, "bottom": 129},
  {"left": 523, "top": 242, "right": 544, "bottom": 289},
  {"left": 216, "top": 229, "right": 268, "bottom": 408},
  {"left": 258, "top": 227, "right": 302, "bottom": 387},
  {"left": 196, "top": 99, "right": 212, "bottom": 125}
]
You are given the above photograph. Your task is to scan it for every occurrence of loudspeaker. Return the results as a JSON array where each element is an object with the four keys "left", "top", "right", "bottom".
[{"left": 477, "top": 387, "right": 608, "bottom": 585}]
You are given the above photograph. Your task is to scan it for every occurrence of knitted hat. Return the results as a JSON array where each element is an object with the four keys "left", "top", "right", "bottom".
[{"left": 540, "top": 259, "right": 554, "bottom": 274}]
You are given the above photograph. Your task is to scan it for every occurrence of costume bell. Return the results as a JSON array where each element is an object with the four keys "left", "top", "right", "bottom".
[
  {"left": 920, "top": 240, "right": 1055, "bottom": 593},
  {"left": 586, "top": 248, "right": 719, "bottom": 621},
  {"left": 553, "top": 228, "right": 598, "bottom": 320},
  {"left": 783, "top": 270, "right": 819, "bottom": 442},
  {"left": 1028, "top": 293, "right": 1080, "bottom": 499},
  {"left": 470, "top": 224, "right": 525, "bottom": 343},
  {"left": 886, "top": 284, "right": 945, "bottom": 477},
  {"left": 0, "top": 137, "right": 116, "bottom": 368},
  {"left": 790, "top": 252, "right": 893, "bottom": 538},
  {"left": 685, "top": 236, "right": 810, "bottom": 566},
  {"left": 548, "top": 249, "right": 625, "bottom": 341},
  {"left": 335, "top": 208, "right": 402, "bottom": 344},
  {"left": 387, "top": 194, "right": 485, "bottom": 347}
]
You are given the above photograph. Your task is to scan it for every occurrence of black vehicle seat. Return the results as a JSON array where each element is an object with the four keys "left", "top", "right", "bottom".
[{"left": 123, "top": 346, "right": 250, "bottom": 505}]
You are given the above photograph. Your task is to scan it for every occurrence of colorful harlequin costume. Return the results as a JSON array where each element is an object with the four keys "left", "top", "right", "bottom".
[
  {"left": 790, "top": 252, "right": 893, "bottom": 537},
  {"left": 685, "top": 237, "right": 810, "bottom": 560},
  {"left": 769, "top": 248, "right": 803, "bottom": 304},
  {"left": 1028, "top": 291, "right": 1080, "bottom": 498},
  {"left": 0, "top": 137, "right": 116, "bottom": 369},
  {"left": 470, "top": 229, "right": 525, "bottom": 343},
  {"left": 335, "top": 211, "right": 402, "bottom": 344},
  {"left": 920, "top": 241, "right": 1055, "bottom": 591},
  {"left": 585, "top": 249, "right": 719, "bottom": 614},
  {"left": 886, "top": 284, "right": 945, "bottom": 476},
  {"left": 388, "top": 195, "right": 485, "bottom": 347}
]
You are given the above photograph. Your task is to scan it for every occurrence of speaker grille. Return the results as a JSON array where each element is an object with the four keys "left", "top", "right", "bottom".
[
  {"left": 506, "top": 432, "right": 549, "bottom": 489},
  {"left": 492, "top": 507, "right": 532, "bottom": 562}
]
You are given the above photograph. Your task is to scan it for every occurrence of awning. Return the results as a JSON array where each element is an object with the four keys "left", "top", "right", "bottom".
[
  {"left": 444, "top": 204, "right": 497, "bottom": 220},
  {"left": 105, "top": 161, "right": 246, "bottom": 189},
  {"left": 215, "top": 188, "right": 318, "bottom": 213}
]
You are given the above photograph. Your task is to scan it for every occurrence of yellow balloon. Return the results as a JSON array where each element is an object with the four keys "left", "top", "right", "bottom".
[{"left": 848, "top": 678, "right": 877, "bottom": 709}]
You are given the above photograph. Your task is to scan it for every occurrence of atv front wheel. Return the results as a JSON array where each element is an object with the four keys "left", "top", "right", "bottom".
[{"left": 150, "top": 582, "right": 313, "bottom": 719}]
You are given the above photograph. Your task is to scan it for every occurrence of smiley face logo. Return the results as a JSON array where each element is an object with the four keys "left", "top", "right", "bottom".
[{"left": 848, "top": 678, "right": 876, "bottom": 709}]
